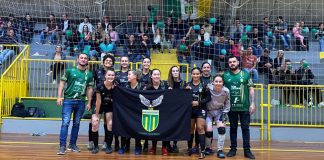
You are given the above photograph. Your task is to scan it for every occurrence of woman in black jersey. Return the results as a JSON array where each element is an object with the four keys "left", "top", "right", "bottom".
[
  {"left": 88, "top": 54, "right": 115, "bottom": 153},
  {"left": 145, "top": 69, "right": 169, "bottom": 156},
  {"left": 201, "top": 62, "right": 213, "bottom": 86},
  {"left": 140, "top": 57, "right": 151, "bottom": 152},
  {"left": 115, "top": 56, "right": 130, "bottom": 87},
  {"left": 186, "top": 67, "right": 211, "bottom": 159},
  {"left": 91, "top": 68, "right": 115, "bottom": 154},
  {"left": 126, "top": 70, "right": 145, "bottom": 155},
  {"left": 139, "top": 58, "right": 151, "bottom": 85},
  {"left": 165, "top": 65, "right": 186, "bottom": 153}
]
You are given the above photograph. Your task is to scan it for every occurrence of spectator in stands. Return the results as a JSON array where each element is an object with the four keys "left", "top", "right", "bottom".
[
  {"left": 258, "top": 17, "right": 276, "bottom": 50},
  {"left": 58, "top": 14, "right": 71, "bottom": 45},
  {"left": 295, "top": 59, "right": 314, "bottom": 85},
  {"left": 229, "top": 18, "right": 244, "bottom": 43},
  {"left": 0, "top": 17, "right": 3, "bottom": 26},
  {"left": 194, "top": 28, "right": 212, "bottom": 60},
  {"left": 165, "top": 14, "right": 175, "bottom": 47},
  {"left": 292, "top": 22, "right": 306, "bottom": 49},
  {"left": 0, "top": 23, "right": 5, "bottom": 38},
  {"left": 214, "top": 34, "right": 230, "bottom": 72},
  {"left": 151, "top": 24, "right": 163, "bottom": 53},
  {"left": 242, "top": 46, "right": 258, "bottom": 83},
  {"left": 202, "top": 19, "right": 213, "bottom": 40},
  {"left": 46, "top": 45, "right": 66, "bottom": 84},
  {"left": 299, "top": 20, "right": 309, "bottom": 50},
  {"left": 102, "top": 16, "right": 110, "bottom": 33},
  {"left": 315, "top": 23, "right": 324, "bottom": 51},
  {"left": 229, "top": 39, "right": 242, "bottom": 60},
  {"left": 65, "top": 24, "right": 80, "bottom": 56},
  {"left": 248, "top": 27, "right": 263, "bottom": 57},
  {"left": 274, "top": 16, "right": 291, "bottom": 50},
  {"left": 138, "top": 16, "right": 149, "bottom": 37},
  {"left": 126, "top": 34, "right": 140, "bottom": 63},
  {"left": 7, "top": 14, "right": 19, "bottom": 39},
  {"left": 99, "top": 34, "right": 116, "bottom": 59},
  {"left": 279, "top": 59, "right": 297, "bottom": 105},
  {"left": 108, "top": 25, "right": 119, "bottom": 44},
  {"left": 0, "top": 28, "right": 18, "bottom": 65},
  {"left": 121, "top": 14, "right": 138, "bottom": 45},
  {"left": 78, "top": 25, "right": 92, "bottom": 52},
  {"left": 90, "top": 22, "right": 106, "bottom": 59},
  {"left": 138, "top": 34, "right": 151, "bottom": 59},
  {"left": 273, "top": 50, "right": 285, "bottom": 83},
  {"left": 173, "top": 18, "right": 189, "bottom": 44},
  {"left": 176, "top": 38, "right": 191, "bottom": 64},
  {"left": 211, "top": 16, "right": 225, "bottom": 43},
  {"left": 78, "top": 16, "right": 93, "bottom": 34},
  {"left": 40, "top": 14, "right": 59, "bottom": 44},
  {"left": 21, "top": 13, "right": 35, "bottom": 44},
  {"left": 258, "top": 48, "right": 273, "bottom": 84}
]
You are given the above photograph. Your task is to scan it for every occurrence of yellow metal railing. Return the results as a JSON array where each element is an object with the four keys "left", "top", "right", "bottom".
[
  {"left": 251, "top": 84, "right": 265, "bottom": 141},
  {"left": 0, "top": 45, "right": 30, "bottom": 119},
  {"left": 267, "top": 84, "right": 324, "bottom": 141}
]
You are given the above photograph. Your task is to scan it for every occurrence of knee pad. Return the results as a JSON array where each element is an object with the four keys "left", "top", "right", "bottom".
[
  {"left": 217, "top": 127, "right": 226, "bottom": 135},
  {"left": 206, "top": 131, "right": 213, "bottom": 138}
]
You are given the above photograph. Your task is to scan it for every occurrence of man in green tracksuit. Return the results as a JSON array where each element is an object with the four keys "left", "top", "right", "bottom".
[{"left": 223, "top": 55, "right": 256, "bottom": 159}]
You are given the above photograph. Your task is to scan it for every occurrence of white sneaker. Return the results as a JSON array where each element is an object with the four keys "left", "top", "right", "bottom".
[
  {"left": 101, "top": 141, "right": 107, "bottom": 151},
  {"left": 46, "top": 71, "right": 52, "bottom": 76},
  {"left": 52, "top": 80, "right": 57, "bottom": 84}
]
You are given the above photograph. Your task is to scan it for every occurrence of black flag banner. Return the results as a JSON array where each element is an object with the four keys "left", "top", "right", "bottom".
[{"left": 112, "top": 86, "right": 192, "bottom": 141}]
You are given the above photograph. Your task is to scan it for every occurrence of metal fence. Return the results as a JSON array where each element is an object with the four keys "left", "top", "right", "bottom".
[
  {"left": 267, "top": 84, "right": 324, "bottom": 141},
  {"left": 0, "top": 45, "right": 30, "bottom": 118}
]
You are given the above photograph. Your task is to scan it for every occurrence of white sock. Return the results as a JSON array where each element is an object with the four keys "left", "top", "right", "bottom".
[{"left": 217, "top": 134, "right": 225, "bottom": 151}]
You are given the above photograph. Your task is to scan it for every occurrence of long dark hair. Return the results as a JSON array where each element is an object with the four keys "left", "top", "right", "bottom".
[
  {"left": 147, "top": 68, "right": 161, "bottom": 89},
  {"left": 190, "top": 67, "right": 202, "bottom": 84},
  {"left": 167, "top": 65, "right": 180, "bottom": 88}
]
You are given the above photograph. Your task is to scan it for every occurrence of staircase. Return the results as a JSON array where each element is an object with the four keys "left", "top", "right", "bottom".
[{"left": 150, "top": 49, "right": 179, "bottom": 80}]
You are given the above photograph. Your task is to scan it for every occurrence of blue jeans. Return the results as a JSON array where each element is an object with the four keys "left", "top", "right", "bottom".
[
  {"left": 279, "top": 34, "right": 291, "bottom": 49},
  {"left": 243, "top": 68, "right": 258, "bottom": 83},
  {"left": 252, "top": 44, "right": 263, "bottom": 58},
  {"left": 264, "top": 35, "right": 276, "bottom": 49},
  {"left": 0, "top": 49, "right": 15, "bottom": 64},
  {"left": 320, "top": 38, "right": 324, "bottom": 52},
  {"left": 40, "top": 31, "right": 57, "bottom": 44},
  {"left": 59, "top": 100, "right": 86, "bottom": 147}
]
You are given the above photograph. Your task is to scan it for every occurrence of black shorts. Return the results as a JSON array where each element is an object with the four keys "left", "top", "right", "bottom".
[
  {"left": 99, "top": 105, "right": 113, "bottom": 114},
  {"left": 191, "top": 108, "right": 206, "bottom": 119}
]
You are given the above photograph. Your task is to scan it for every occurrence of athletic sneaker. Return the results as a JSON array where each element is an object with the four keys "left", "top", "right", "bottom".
[
  {"left": 134, "top": 147, "right": 142, "bottom": 155},
  {"left": 118, "top": 148, "right": 125, "bottom": 154},
  {"left": 67, "top": 144, "right": 81, "bottom": 152},
  {"left": 192, "top": 146, "right": 199, "bottom": 154},
  {"left": 199, "top": 150, "right": 206, "bottom": 159},
  {"left": 105, "top": 146, "right": 113, "bottom": 154},
  {"left": 205, "top": 148, "right": 214, "bottom": 155},
  {"left": 57, "top": 146, "right": 66, "bottom": 155},
  {"left": 92, "top": 146, "right": 99, "bottom": 154},
  {"left": 226, "top": 148, "right": 237, "bottom": 157},
  {"left": 161, "top": 147, "right": 168, "bottom": 156},
  {"left": 149, "top": 147, "right": 156, "bottom": 154},
  {"left": 217, "top": 150, "right": 225, "bottom": 158},
  {"left": 172, "top": 144, "right": 179, "bottom": 153},
  {"left": 87, "top": 141, "right": 94, "bottom": 151},
  {"left": 101, "top": 141, "right": 107, "bottom": 151}
]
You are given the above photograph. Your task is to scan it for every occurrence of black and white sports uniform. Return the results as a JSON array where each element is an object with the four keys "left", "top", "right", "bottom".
[
  {"left": 96, "top": 82, "right": 114, "bottom": 113},
  {"left": 139, "top": 71, "right": 151, "bottom": 85},
  {"left": 116, "top": 70, "right": 129, "bottom": 87},
  {"left": 189, "top": 82, "right": 211, "bottom": 119}
]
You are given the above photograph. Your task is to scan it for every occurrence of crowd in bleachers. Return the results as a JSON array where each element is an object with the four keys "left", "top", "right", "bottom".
[{"left": 0, "top": 12, "right": 324, "bottom": 84}]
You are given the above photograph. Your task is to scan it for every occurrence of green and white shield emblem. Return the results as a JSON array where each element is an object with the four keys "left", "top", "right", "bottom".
[{"left": 142, "top": 109, "right": 159, "bottom": 132}]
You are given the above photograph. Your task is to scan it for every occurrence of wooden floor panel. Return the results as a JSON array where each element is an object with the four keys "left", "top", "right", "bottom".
[{"left": 0, "top": 133, "right": 323, "bottom": 160}]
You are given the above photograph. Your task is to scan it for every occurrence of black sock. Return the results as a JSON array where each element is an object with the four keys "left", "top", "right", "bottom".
[
  {"left": 121, "top": 137, "right": 126, "bottom": 149},
  {"left": 92, "top": 131, "right": 99, "bottom": 147},
  {"left": 199, "top": 134, "right": 206, "bottom": 151},
  {"left": 144, "top": 140, "right": 148, "bottom": 148},
  {"left": 152, "top": 140, "right": 157, "bottom": 148},
  {"left": 106, "top": 131, "right": 113, "bottom": 147},
  {"left": 188, "top": 134, "right": 194, "bottom": 149},
  {"left": 88, "top": 123, "right": 93, "bottom": 141},
  {"left": 135, "top": 139, "right": 142, "bottom": 148},
  {"left": 114, "top": 135, "right": 120, "bottom": 148},
  {"left": 195, "top": 130, "right": 199, "bottom": 146},
  {"left": 173, "top": 141, "right": 178, "bottom": 146},
  {"left": 104, "top": 124, "right": 108, "bottom": 142},
  {"left": 126, "top": 138, "right": 131, "bottom": 149}
]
